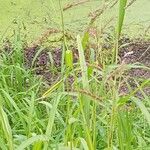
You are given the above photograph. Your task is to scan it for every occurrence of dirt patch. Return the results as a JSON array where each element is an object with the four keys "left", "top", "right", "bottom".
[
  {"left": 119, "top": 38, "right": 150, "bottom": 67},
  {"left": 23, "top": 37, "right": 150, "bottom": 97},
  {"left": 2, "top": 37, "right": 150, "bottom": 97},
  {"left": 24, "top": 44, "right": 79, "bottom": 85},
  {"left": 119, "top": 38, "right": 150, "bottom": 97},
  {"left": 24, "top": 38, "right": 149, "bottom": 97}
]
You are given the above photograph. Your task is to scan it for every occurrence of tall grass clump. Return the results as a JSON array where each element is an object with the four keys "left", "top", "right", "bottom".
[{"left": 0, "top": 0, "right": 150, "bottom": 150}]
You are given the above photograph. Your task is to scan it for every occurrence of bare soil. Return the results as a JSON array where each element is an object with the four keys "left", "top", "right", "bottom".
[
  {"left": 2, "top": 37, "right": 150, "bottom": 97},
  {"left": 119, "top": 38, "right": 150, "bottom": 97},
  {"left": 24, "top": 38, "right": 150, "bottom": 97}
]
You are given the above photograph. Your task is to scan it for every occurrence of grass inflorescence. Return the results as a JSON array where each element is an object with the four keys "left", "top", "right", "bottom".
[{"left": 0, "top": 0, "right": 150, "bottom": 150}]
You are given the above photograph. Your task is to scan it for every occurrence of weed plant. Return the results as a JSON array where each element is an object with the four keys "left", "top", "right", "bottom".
[{"left": 0, "top": 0, "right": 150, "bottom": 150}]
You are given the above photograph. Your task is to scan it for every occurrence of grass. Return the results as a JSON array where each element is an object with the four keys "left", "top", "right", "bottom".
[{"left": 0, "top": 0, "right": 150, "bottom": 150}]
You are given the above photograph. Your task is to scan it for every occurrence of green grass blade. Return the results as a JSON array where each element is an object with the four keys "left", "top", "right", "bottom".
[
  {"left": 0, "top": 104, "right": 14, "bottom": 150},
  {"left": 16, "top": 135, "right": 48, "bottom": 150},
  {"left": 133, "top": 97, "right": 150, "bottom": 126},
  {"left": 77, "top": 35, "right": 89, "bottom": 90},
  {"left": 31, "top": 47, "right": 45, "bottom": 67},
  {"left": 42, "top": 80, "right": 63, "bottom": 98},
  {"left": 114, "top": 0, "right": 128, "bottom": 63},
  {"left": 65, "top": 50, "right": 73, "bottom": 70},
  {"left": 77, "top": 34, "right": 90, "bottom": 120},
  {"left": 80, "top": 138, "right": 89, "bottom": 150},
  {"left": 117, "top": 0, "right": 128, "bottom": 38},
  {"left": 43, "top": 94, "right": 62, "bottom": 149},
  {"left": 77, "top": 35, "right": 94, "bottom": 150}
]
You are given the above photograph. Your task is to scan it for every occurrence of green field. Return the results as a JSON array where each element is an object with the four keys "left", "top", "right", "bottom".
[{"left": 0, "top": 0, "right": 150, "bottom": 42}]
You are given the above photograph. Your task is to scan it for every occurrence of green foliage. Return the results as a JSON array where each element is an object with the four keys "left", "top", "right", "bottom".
[
  {"left": 65, "top": 50, "right": 73, "bottom": 70},
  {"left": 0, "top": 1, "right": 149, "bottom": 150},
  {"left": 117, "top": 0, "right": 128, "bottom": 38}
]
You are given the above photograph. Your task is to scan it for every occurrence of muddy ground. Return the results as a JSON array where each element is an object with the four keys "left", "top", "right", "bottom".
[
  {"left": 119, "top": 38, "right": 150, "bottom": 97},
  {"left": 2, "top": 36, "right": 150, "bottom": 97}
]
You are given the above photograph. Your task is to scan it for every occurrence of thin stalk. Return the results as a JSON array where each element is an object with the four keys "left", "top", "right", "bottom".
[
  {"left": 91, "top": 102, "right": 97, "bottom": 149},
  {"left": 108, "top": 105, "right": 117, "bottom": 149},
  {"left": 58, "top": 0, "right": 68, "bottom": 75},
  {"left": 107, "top": 81, "right": 118, "bottom": 149},
  {"left": 64, "top": 71, "right": 73, "bottom": 148}
]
